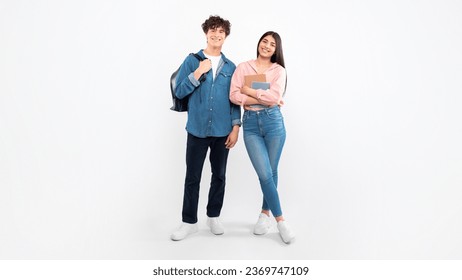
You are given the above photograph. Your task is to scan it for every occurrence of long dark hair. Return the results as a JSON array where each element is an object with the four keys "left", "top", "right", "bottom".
[{"left": 256, "top": 31, "right": 285, "bottom": 68}]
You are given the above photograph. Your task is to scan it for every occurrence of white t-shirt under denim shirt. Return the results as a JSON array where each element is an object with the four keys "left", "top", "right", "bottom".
[{"left": 204, "top": 54, "right": 222, "bottom": 80}]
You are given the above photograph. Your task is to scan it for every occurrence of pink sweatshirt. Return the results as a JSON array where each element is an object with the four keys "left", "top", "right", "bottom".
[{"left": 229, "top": 60, "right": 286, "bottom": 109}]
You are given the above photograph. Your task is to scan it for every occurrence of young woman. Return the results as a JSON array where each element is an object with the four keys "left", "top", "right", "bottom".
[{"left": 229, "top": 31, "right": 294, "bottom": 243}]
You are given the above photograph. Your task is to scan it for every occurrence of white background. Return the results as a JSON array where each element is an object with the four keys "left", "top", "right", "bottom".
[{"left": 1, "top": 0, "right": 461, "bottom": 260}]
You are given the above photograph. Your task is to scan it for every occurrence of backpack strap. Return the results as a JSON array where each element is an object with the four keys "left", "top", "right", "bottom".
[
  {"left": 190, "top": 53, "right": 204, "bottom": 61},
  {"left": 190, "top": 53, "right": 206, "bottom": 82}
]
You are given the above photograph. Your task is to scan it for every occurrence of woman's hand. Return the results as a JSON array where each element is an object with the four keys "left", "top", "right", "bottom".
[{"left": 241, "top": 85, "right": 254, "bottom": 96}]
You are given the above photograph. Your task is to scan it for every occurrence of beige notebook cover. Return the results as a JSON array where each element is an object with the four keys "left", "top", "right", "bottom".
[{"left": 244, "top": 74, "right": 266, "bottom": 87}]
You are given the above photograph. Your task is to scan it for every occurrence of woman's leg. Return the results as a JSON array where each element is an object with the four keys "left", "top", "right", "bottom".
[{"left": 243, "top": 109, "right": 285, "bottom": 217}]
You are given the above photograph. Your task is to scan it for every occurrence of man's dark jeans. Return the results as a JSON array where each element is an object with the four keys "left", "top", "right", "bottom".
[{"left": 182, "top": 133, "right": 229, "bottom": 224}]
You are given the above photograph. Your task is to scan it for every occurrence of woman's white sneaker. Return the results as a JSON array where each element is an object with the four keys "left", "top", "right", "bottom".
[
  {"left": 253, "top": 213, "right": 271, "bottom": 235},
  {"left": 277, "top": 220, "right": 295, "bottom": 244},
  {"left": 170, "top": 222, "right": 198, "bottom": 241}
]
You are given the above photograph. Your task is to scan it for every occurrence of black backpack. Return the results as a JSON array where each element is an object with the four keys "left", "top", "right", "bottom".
[{"left": 170, "top": 53, "right": 205, "bottom": 112}]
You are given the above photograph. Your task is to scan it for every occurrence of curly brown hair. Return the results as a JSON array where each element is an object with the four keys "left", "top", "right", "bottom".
[{"left": 201, "top": 15, "right": 231, "bottom": 36}]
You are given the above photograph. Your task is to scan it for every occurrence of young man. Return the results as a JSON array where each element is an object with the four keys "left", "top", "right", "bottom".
[{"left": 171, "top": 15, "right": 241, "bottom": 241}]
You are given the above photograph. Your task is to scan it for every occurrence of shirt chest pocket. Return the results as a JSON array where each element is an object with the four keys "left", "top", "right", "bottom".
[{"left": 215, "top": 72, "right": 232, "bottom": 86}]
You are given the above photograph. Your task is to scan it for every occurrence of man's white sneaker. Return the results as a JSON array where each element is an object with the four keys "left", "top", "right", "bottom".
[
  {"left": 277, "top": 220, "right": 295, "bottom": 244},
  {"left": 170, "top": 222, "right": 198, "bottom": 241},
  {"left": 207, "top": 217, "right": 224, "bottom": 235},
  {"left": 253, "top": 213, "right": 271, "bottom": 235}
]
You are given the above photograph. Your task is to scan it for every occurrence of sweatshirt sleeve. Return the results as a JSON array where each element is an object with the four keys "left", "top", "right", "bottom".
[{"left": 255, "top": 66, "right": 286, "bottom": 106}]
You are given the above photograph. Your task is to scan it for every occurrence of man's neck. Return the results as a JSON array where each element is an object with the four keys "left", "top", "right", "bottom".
[{"left": 204, "top": 47, "right": 222, "bottom": 57}]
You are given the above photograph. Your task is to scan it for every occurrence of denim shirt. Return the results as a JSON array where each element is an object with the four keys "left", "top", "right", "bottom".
[{"left": 175, "top": 50, "right": 241, "bottom": 138}]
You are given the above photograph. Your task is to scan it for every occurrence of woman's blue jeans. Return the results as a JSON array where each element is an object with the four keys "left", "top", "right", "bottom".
[{"left": 242, "top": 106, "right": 286, "bottom": 217}]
